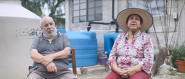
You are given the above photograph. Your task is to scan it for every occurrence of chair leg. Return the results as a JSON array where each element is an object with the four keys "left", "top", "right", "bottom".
[{"left": 72, "top": 49, "right": 77, "bottom": 74}]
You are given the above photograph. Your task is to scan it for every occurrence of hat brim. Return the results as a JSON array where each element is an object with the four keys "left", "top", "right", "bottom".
[{"left": 117, "top": 8, "right": 153, "bottom": 32}]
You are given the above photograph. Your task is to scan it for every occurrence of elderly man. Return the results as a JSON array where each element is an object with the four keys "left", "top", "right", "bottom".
[{"left": 28, "top": 16, "right": 76, "bottom": 79}]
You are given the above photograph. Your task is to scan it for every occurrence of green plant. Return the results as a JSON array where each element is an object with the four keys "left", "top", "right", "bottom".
[
  {"left": 169, "top": 70, "right": 177, "bottom": 76},
  {"left": 154, "top": 54, "right": 157, "bottom": 61},
  {"left": 172, "top": 45, "right": 185, "bottom": 61},
  {"left": 171, "top": 44, "right": 185, "bottom": 67}
]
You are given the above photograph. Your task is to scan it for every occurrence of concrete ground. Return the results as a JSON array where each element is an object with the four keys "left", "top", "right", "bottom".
[
  {"left": 75, "top": 65, "right": 111, "bottom": 79},
  {"left": 77, "top": 68, "right": 110, "bottom": 79},
  {"left": 70, "top": 65, "right": 185, "bottom": 79}
]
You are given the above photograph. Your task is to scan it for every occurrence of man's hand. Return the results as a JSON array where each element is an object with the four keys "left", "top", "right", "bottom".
[
  {"left": 124, "top": 67, "right": 137, "bottom": 76},
  {"left": 46, "top": 62, "right": 57, "bottom": 73},
  {"left": 41, "top": 55, "right": 54, "bottom": 66}
]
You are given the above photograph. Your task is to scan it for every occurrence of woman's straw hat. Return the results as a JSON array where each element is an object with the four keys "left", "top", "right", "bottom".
[{"left": 117, "top": 8, "right": 153, "bottom": 32}]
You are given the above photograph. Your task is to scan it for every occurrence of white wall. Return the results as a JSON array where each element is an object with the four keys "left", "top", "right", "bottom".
[
  {"left": 177, "top": 0, "right": 185, "bottom": 46},
  {"left": 0, "top": 17, "right": 41, "bottom": 79},
  {"left": 0, "top": 1, "right": 41, "bottom": 79}
]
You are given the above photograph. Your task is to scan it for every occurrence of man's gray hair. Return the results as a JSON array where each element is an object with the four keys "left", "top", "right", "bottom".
[{"left": 40, "top": 16, "right": 55, "bottom": 27}]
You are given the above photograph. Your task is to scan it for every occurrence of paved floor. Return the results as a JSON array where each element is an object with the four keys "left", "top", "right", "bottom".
[
  {"left": 72, "top": 65, "right": 185, "bottom": 79},
  {"left": 77, "top": 69, "right": 110, "bottom": 79},
  {"left": 77, "top": 67, "right": 110, "bottom": 79},
  {"left": 69, "top": 65, "right": 110, "bottom": 79}
]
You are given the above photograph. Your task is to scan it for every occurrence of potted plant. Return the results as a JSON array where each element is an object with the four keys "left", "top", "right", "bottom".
[{"left": 172, "top": 44, "right": 185, "bottom": 73}]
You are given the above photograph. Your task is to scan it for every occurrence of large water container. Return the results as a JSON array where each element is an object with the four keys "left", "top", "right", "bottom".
[
  {"left": 104, "top": 33, "right": 121, "bottom": 55},
  {"left": 57, "top": 29, "right": 97, "bottom": 67}
]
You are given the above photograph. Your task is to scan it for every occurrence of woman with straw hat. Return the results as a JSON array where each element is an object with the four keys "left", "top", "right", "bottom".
[{"left": 105, "top": 8, "right": 154, "bottom": 79}]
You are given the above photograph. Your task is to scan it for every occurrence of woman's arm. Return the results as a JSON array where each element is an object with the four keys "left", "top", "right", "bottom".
[
  {"left": 133, "top": 64, "right": 142, "bottom": 72},
  {"left": 112, "top": 61, "right": 121, "bottom": 74},
  {"left": 138, "top": 35, "right": 154, "bottom": 74},
  {"left": 108, "top": 34, "right": 128, "bottom": 78},
  {"left": 108, "top": 34, "right": 121, "bottom": 70}
]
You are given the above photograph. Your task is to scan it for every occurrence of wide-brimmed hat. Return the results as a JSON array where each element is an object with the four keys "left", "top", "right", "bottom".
[{"left": 117, "top": 8, "right": 153, "bottom": 32}]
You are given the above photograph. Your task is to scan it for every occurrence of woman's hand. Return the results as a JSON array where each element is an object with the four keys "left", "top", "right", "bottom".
[
  {"left": 114, "top": 67, "right": 128, "bottom": 78},
  {"left": 121, "top": 74, "right": 129, "bottom": 78},
  {"left": 114, "top": 68, "right": 123, "bottom": 75},
  {"left": 112, "top": 61, "right": 129, "bottom": 78},
  {"left": 125, "top": 64, "right": 142, "bottom": 76},
  {"left": 113, "top": 65, "right": 128, "bottom": 78},
  {"left": 124, "top": 67, "right": 137, "bottom": 76},
  {"left": 120, "top": 69, "right": 129, "bottom": 78}
]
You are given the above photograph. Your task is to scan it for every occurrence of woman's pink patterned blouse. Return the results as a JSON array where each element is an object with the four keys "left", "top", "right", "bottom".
[{"left": 108, "top": 30, "right": 154, "bottom": 74}]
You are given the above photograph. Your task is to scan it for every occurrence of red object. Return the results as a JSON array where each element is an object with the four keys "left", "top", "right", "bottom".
[
  {"left": 176, "top": 60, "right": 185, "bottom": 73},
  {"left": 105, "top": 71, "right": 151, "bottom": 79},
  {"left": 109, "top": 31, "right": 154, "bottom": 74}
]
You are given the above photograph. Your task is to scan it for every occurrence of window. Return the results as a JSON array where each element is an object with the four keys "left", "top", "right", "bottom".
[
  {"left": 128, "top": 0, "right": 165, "bottom": 16},
  {"left": 72, "top": 0, "right": 102, "bottom": 23}
]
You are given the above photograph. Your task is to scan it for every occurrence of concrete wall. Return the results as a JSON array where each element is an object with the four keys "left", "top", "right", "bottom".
[
  {"left": 148, "top": 0, "right": 181, "bottom": 52},
  {"left": 65, "top": 0, "right": 182, "bottom": 55},
  {"left": 177, "top": 0, "right": 185, "bottom": 46},
  {"left": 65, "top": 0, "right": 127, "bottom": 56}
]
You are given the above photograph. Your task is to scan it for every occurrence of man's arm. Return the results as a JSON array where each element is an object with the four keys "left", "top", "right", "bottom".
[
  {"left": 41, "top": 34, "right": 71, "bottom": 65},
  {"left": 52, "top": 33, "right": 71, "bottom": 59},
  {"left": 41, "top": 48, "right": 71, "bottom": 66},
  {"left": 30, "top": 49, "right": 43, "bottom": 63},
  {"left": 51, "top": 47, "right": 71, "bottom": 59},
  {"left": 30, "top": 35, "right": 43, "bottom": 63},
  {"left": 43, "top": 47, "right": 70, "bottom": 60}
]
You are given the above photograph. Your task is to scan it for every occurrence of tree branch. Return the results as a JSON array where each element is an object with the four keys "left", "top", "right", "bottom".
[{"left": 49, "top": 0, "right": 64, "bottom": 16}]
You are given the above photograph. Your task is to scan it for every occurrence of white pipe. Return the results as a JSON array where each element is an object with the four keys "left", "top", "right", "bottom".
[{"left": 65, "top": 0, "right": 70, "bottom": 31}]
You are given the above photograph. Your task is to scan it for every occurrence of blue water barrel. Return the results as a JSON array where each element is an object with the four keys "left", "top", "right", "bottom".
[
  {"left": 57, "top": 29, "right": 97, "bottom": 67},
  {"left": 57, "top": 29, "right": 66, "bottom": 33},
  {"left": 104, "top": 33, "right": 121, "bottom": 55}
]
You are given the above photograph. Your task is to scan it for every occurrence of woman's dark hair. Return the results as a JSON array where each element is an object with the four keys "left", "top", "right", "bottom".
[{"left": 126, "top": 14, "right": 143, "bottom": 24}]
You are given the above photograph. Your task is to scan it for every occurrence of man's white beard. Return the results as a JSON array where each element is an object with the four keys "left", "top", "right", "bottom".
[{"left": 43, "top": 27, "right": 57, "bottom": 39}]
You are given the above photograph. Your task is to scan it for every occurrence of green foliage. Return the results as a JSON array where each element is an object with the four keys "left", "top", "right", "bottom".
[
  {"left": 21, "top": 0, "right": 42, "bottom": 16},
  {"left": 21, "top": 0, "right": 65, "bottom": 28},
  {"left": 56, "top": 17, "right": 65, "bottom": 26},
  {"left": 172, "top": 45, "right": 185, "bottom": 61},
  {"left": 154, "top": 54, "right": 156, "bottom": 61},
  {"left": 171, "top": 44, "right": 185, "bottom": 67},
  {"left": 169, "top": 70, "right": 178, "bottom": 76}
]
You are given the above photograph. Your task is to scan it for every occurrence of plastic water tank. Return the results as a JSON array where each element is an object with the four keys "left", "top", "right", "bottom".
[
  {"left": 57, "top": 29, "right": 97, "bottom": 67},
  {"left": 104, "top": 33, "right": 121, "bottom": 55}
]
